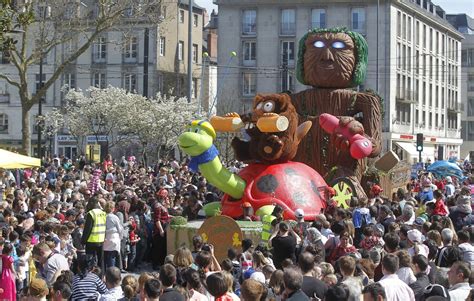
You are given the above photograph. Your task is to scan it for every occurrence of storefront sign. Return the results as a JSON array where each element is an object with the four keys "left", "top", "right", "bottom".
[
  {"left": 57, "top": 135, "right": 76, "bottom": 142},
  {"left": 86, "top": 135, "right": 108, "bottom": 143}
]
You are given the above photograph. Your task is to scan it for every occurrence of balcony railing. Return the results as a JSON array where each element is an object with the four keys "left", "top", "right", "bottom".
[
  {"left": 447, "top": 102, "right": 463, "bottom": 113},
  {"left": 396, "top": 89, "right": 417, "bottom": 103},
  {"left": 311, "top": 22, "right": 326, "bottom": 29},
  {"left": 242, "top": 23, "right": 257, "bottom": 35}
]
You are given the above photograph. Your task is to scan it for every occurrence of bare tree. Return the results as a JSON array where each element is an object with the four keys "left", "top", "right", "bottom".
[{"left": 0, "top": 0, "right": 162, "bottom": 155}]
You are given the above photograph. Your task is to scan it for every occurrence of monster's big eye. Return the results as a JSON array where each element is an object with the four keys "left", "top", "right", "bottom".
[
  {"left": 313, "top": 40, "right": 325, "bottom": 48},
  {"left": 256, "top": 102, "right": 263, "bottom": 110},
  {"left": 332, "top": 41, "right": 346, "bottom": 49},
  {"left": 263, "top": 101, "right": 274, "bottom": 112}
]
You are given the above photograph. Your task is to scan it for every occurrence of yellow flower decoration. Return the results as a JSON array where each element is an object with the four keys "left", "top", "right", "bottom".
[{"left": 201, "top": 233, "right": 208, "bottom": 243}]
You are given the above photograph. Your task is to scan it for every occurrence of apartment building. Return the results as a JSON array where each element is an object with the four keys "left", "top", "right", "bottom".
[
  {"left": 447, "top": 14, "right": 474, "bottom": 162},
  {"left": 216, "top": 0, "right": 463, "bottom": 163},
  {"left": 0, "top": 0, "right": 204, "bottom": 157}
]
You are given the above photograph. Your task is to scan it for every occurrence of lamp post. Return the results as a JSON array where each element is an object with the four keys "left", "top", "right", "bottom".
[{"left": 37, "top": 55, "right": 43, "bottom": 158}]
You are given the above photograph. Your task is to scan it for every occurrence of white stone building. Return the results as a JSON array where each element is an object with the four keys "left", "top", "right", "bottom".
[
  {"left": 447, "top": 14, "right": 474, "bottom": 162},
  {"left": 215, "top": 0, "right": 463, "bottom": 163}
]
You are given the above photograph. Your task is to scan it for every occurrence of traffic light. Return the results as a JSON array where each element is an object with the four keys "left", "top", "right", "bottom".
[{"left": 416, "top": 133, "right": 423, "bottom": 152}]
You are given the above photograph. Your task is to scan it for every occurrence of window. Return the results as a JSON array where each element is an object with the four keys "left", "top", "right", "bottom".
[
  {"left": 415, "top": 21, "right": 419, "bottom": 46},
  {"left": 402, "top": 14, "right": 406, "bottom": 39},
  {"left": 281, "top": 41, "right": 295, "bottom": 66},
  {"left": 0, "top": 114, "right": 8, "bottom": 134},
  {"left": 179, "top": 10, "right": 184, "bottom": 23},
  {"left": 351, "top": 8, "right": 366, "bottom": 35},
  {"left": 242, "top": 10, "right": 256, "bottom": 35},
  {"left": 192, "top": 78, "right": 198, "bottom": 99},
  {"left": 397, "top": 43, "right": 401, "bottom": 69},
  {"left": 93, "top": 37, "right": 107, "bottom": 63},
  {"left": 193, "top": 14, "right": 198, "bottom": 27},
  {"left": 429, "top": 28, "right": 433, "bottom": 51},
  {"left": 281, "top": 9, "right": 296, "bottom": 35},
  {"left": 159, "top": 37, "right": 165, "bottom": 56},
  {"left": 243, "top": 41, "right": 256, "bottom": 66},
  {"left": 63, "top": 38, "right": 77, "bottom": 61},
  {"left": 423, "top": 24, "right": 426, "bottom": 49},
  {"left": 242, "top": 72, "right": 256, "bottom": 96},
  {"left": 397, "top": 11, "right": 401, "bottom": 37},
  {"left": 124, "top": 35, "right": 137, "bottom": 62},
  {"left": 468, "top": 98, "right": 474, "bottom": 116},
  {"left": 467, "top": 121, "right": 474, "bottom": 140},
  {"left": 281, "top": 72, "right": 294, "bottom": 92},
  {"left": 93, "top": 73, "right": 106, "bottom": 89},
  {"left": 63, "top": 73, "right": 76, "bottom": 90},
  {"left": 123, "top": 73, "right": 137, "bottom": 92},
  {"left": 35, "top": 74, "right": 46, "bottom": 96},
  {"left": 0, "top": 51, "right": 11, "bottom": 64},
  {"left": 192, "top": 44, "right": 198, "bottom": 63},
  {"left": 178, "top": 41, "right": 184, "bottom": 61},
  {"left": 407, "top": 17, "right": 411, "bottom": 41},
  {"left": 37, "top": 4, "right": 51, "bottom": 18},
  {"left": 311, "top": 9, "right": 326, "bottom": 29}
]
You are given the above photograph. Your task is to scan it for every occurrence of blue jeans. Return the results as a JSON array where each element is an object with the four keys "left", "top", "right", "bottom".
[{"left": 104, "top": 250, "right": 119, "bottom": 269}]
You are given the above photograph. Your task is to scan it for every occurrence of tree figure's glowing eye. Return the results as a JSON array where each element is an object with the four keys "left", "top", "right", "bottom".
[
  {"left": 263, "top": 101, "right": 274, "bottom": 112},
  {"left": 313, "top": 40, "right": 325, "bottom": 48},
  {"left": 332, "top": 41, "right": 346, "bottom": 49}
]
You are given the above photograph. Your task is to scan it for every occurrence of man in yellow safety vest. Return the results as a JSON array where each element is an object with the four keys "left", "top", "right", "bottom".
[
  {"left": 261, "top": 205, "right": 283, "bottom": 247},
  {"left": 81, "top": 197, "right": 107, "bottom": 268}
]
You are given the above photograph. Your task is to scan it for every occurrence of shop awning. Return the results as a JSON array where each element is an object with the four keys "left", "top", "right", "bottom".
[
  {"left": 0, "top": 149, "right": 41, "bottom": 169},
  {"left": 395, "top": 141, "right": 418, "bottom": 157}
]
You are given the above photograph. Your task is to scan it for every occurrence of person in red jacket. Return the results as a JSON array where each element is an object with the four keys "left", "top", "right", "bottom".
[{"left": 432, "top": 190, "right": 449, "bottom": 216}]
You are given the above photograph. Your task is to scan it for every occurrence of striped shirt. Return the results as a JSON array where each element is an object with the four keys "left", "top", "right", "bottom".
[{"left": 71, "top": 272, "right": 108, "bottom": 300}]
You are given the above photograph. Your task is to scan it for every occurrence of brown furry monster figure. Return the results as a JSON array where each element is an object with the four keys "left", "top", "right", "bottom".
[
  {"left": 229, "top": 93, "right": 312, "bottom": 164},
  {"left": 292, "top": 28, "right": 382, "bottom": 197}
]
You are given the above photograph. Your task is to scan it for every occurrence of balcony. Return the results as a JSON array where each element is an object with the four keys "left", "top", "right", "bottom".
[
  {"left": 447, "top": 102, "right": 463, "bottom": 113},
  {"left": 396, "top": 89, "right": 417, "bottom": 103}
]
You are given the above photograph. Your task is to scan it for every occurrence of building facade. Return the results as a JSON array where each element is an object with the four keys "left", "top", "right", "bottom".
[
  {"left": 447, "top": 14, "right": 474, "bottom": 162},
  {"left": 0, "top": 0, "right": 205, "bottom": 157},
  {"left": 215, "top": 0, "right": 463, "bottom": 163}
]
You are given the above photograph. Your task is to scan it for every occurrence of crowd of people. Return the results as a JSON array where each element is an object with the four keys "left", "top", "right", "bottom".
[{"left": 0, "top": 153, "right": 472, "bottom": 301}]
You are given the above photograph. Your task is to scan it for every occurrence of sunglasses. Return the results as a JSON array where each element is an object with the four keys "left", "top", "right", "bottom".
[{"left": 423, "top": 284, "right": 448, "bottom": 298}]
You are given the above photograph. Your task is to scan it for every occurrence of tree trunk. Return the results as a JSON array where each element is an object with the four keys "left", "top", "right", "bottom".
[{"left": 21, "top": 106, "right": 31, "bottom": 156}]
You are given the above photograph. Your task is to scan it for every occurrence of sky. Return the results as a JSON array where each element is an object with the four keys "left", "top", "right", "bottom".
[{"left": 195, "top": 0, "right": 474, "bottom": 17}]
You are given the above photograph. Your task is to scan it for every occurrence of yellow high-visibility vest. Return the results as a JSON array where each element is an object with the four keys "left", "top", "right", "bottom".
[
  {"left": 261, "top": 215, "right": 276, "bottom": 245},
  {"left": 87, "top": 208, "right": 106, "bottom": 243}
]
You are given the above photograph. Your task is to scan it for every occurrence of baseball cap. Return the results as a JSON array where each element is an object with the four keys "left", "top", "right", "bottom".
[
  {"left": 423, "top": 284, "right": 450, "bottom": 300},
  {"left": 295, "top": 208, "right": 304, "bottom": 219}
]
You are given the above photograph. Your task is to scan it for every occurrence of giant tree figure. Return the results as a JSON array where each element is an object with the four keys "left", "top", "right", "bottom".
[{"left": 291, "top": 28, "right": 382, "bottom": 198}]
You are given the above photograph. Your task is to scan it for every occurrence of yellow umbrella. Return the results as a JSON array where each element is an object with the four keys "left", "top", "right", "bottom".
[{"left": 0, "top": 149, "right": 41, "bottom": 169}]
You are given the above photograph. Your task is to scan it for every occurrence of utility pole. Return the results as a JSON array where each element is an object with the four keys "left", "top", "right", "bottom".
[
  {"left": 37, "top": 55, "right": 43, "bottom": 158},
  {"left": 187, "top": 0, "right": 193, "bottom": 103},
  {"left": 143, "top": 27, "right": 149, "bottom": 98},
  {"left": 376, "top": 0, "right": 379, "bottom": 91}
]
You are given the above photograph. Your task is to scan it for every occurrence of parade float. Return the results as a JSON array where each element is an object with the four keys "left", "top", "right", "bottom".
[{"left": 168, "top": 28, "right": 384, "bottom": 255}]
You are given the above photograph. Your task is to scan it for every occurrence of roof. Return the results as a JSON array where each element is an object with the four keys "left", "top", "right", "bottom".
[
  {"left": 446, "top": 14, "right": 474, "bottom": 33},
  {"left": 178, "top": 0, "right": 205, "bottom": 12},
  {"left": 397, "top": 0, "right": 464, "bottom": 39}
]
